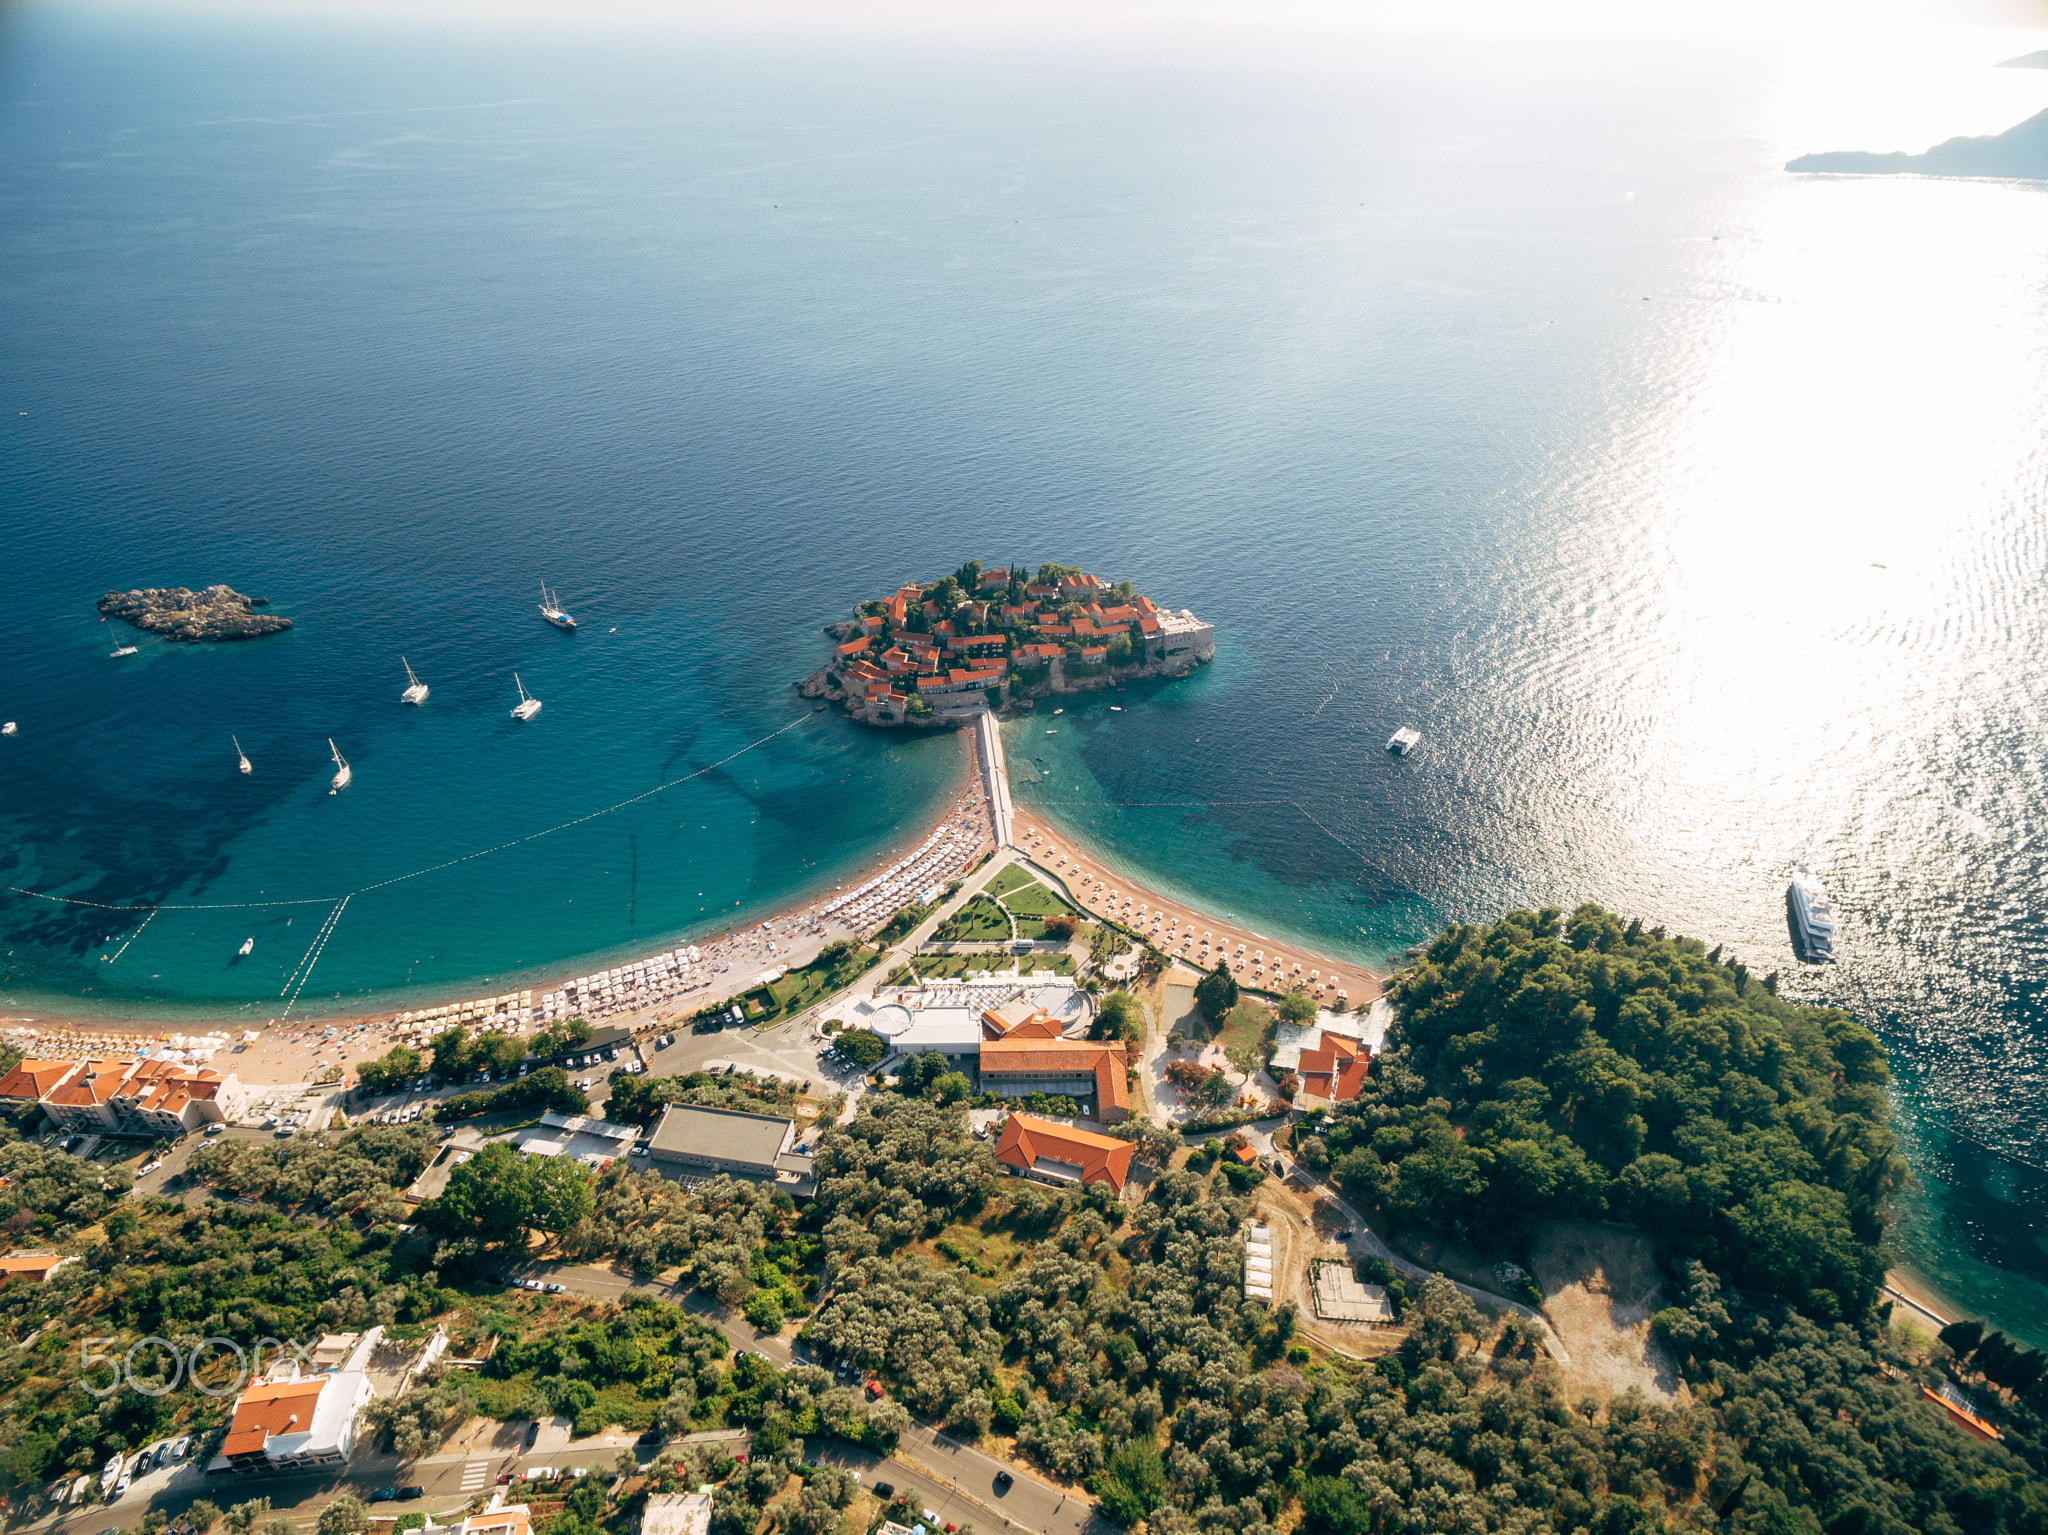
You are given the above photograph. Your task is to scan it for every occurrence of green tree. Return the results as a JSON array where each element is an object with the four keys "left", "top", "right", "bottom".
[
  {"left": 357, "top": 1045, "right": 421, "bottom": 1095},
  {"left": 744, "top": 1289, "right": 785, "bottom": 1333},
  {"left": 1092, "top": 991, "right": 1142, "bottom": 1043},
  {"left": 1275, "top": 988, "right": 1316, "bottom": 1025},
  {"left": 531, "top": 1157, "right": 596, "bottom": 1238},
  {"left": 836, "top": 1030, "right": 888, "bottom": 1069},
  {"left": 187, "top": 1502, "right": 224, "bottom": 1535},
  {"left": 425, "top": 1141, "right": 534, "bottom": 1244},
  {"left": 317, "top": 1497, "right": 368, "bottom": 1535},
  {"left": 1194, "top": 962, "right": 1238, "bottom": 1021},
  {"left": 931, "top": 1072, "right": 972, "bottom": 1106}
]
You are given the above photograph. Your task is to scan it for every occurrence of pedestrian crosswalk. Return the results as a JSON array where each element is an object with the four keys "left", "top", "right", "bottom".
[{"left": 460, "top": 1462, "right": 491, "bottom": 1492}]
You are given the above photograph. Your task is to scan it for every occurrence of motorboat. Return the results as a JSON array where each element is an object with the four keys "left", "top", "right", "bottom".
[
  {"left": 329, "top": 739, "right": 352, "bottom": 794},
  {"left": 1786, "top": 865, "right": 1837, "bottom": 962},
  {"left": 511, "top": 673, "right": 543, "bottom": 720},
  {"left": 233, "top": 735, "right": 251, "bottom": 775},
  {"left": 238, "top": 938, "right": 254, "bottom": 956},
  {"left": 1, "top": 722, "right": 15, "bottom": 736},
  {"left": 1387, "top": 727, "right": 1423, "bottom": 756},
  {"left": 539, "top": 582, "right": 577, "bottom": 630},
  {"left": 400, "top": 656, "right": 429, "bottom": 705}
]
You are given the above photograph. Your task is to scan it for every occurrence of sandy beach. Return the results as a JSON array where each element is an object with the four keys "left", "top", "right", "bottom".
[
  {"left": 1011, "top": 804, "right": 1381, "bottom": 1007},
  {"left": 2, "top": 728, "right": 991, "bottom": 1085}
]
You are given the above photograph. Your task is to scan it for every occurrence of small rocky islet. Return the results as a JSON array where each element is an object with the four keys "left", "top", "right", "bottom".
[{"left": 97, "top": 584, "right": 290, "bottom": 642}]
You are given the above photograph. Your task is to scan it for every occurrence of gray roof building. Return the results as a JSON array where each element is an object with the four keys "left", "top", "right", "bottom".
[{"left": 646, "top": 1103, "right": 814, "bottom": 1193}]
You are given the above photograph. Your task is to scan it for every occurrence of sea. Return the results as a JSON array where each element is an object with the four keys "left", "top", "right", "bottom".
[{"left": 4, "top": 7, "right": 2048, "bottom": 1343}]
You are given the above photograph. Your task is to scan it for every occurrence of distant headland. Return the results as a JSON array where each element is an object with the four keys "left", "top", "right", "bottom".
[
  {"left": 799, "top": 560, "right": 1214, "bottom": 726},
  {"left": 98, "top": 584, "right": 290, "bottom": 642},
  {"left": 1787, "top": 105, "right": 2048, "bottom": 180}
]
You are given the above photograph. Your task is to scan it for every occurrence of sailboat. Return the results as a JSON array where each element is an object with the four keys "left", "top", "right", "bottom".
[
  {"left": 328, "top": 739, "right": 352, "bottom": 794},
  {"left": 400, "top": 657, "right": 429, "bottom": 706},
  {"left": 511, "top": 673, "right": 543, "bottom": 720},
  {"left": 538, "top": 582, "right": 577, "bottom": 630},
  {"left": 233, "top": 735, "right": 252, "bottom": 775},
  {"left": 110, "top": 636, "right": 137, "bottom": 658}
]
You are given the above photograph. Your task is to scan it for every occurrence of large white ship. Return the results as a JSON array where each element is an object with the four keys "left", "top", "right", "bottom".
[{"left": 1786, "top": 865, "right": 1836, "bottom": 962}]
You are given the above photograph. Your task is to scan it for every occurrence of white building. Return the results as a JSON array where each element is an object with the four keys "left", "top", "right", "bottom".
[{"left": 208, "top": 1329, "right": 379, "bottom": 1479}]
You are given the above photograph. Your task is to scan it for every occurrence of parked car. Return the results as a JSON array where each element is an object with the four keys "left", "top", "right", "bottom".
[
  {"left": 524, "top": 1467, "right": 560, "bottom": 1482},
  {"left": 398, "top": 1487, "right": 424, "bottom": 1500},
  {"left": 152, "top": 1442, "right": 170, "bottom": 1467},
  {"left": 487, "top": 1273, "right": 510, "bottom": 1286},
  {"left": 169, "top": 1436, "right": 191, "bottom": 1460},
  {"left": 204, "top": 1123, "right": 227, "bottom": 1136},
  {"left": 872, "top": 1483, "right": 895, "bottom": 1500},
  {"left": 543, "top": 1282, "right": 566, "bottom": 1295},
  {"left": 369, "top": 1489, "right": 400, "bottom": 1503},
  {"left": 138, "top": 1161, "right": 161, "bottom": 1176},
  {"left": 993, "top": 1471, "right": 1013, "bottom": 1491},
  {"left": 630, "top": 1144, "right": 649, "bottom": 1157},
  {"left": 636, "top": 1429, "right": 664, "bottom": 1446},
  {"left": 1334, "top": 1228, "right": 1354, "bottom": 1241}
]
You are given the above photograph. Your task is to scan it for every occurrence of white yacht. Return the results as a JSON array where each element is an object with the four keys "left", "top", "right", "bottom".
[
  {"left": 511, "top": 673, "right": 543, "bottom": 720},
  {"left": 110, "top": 639, "right": 137, "bottom": 658},
  {"left": 233, "top": 735, "right": 252, "bottom": 775},
  {"left": 1387, "top": 726, "right": 1423, "bottom": 756},
  {"left": 539, "top": 582, "right": 577, "bottom": 630},
  {"left": 1787, "top": 865, "right": 1837, "bottom": 962},
  {"left": 238, "top": 938, "right": 254, "bottom": 957},
  {"left": 329, "top": 739, "right": 352, "bottom": 794},
  {"left": 400, "top": 656, "right": 429, "bottom": 705},
  {"left": 1, "top": 722, "right": 15, "bottom": 737}
]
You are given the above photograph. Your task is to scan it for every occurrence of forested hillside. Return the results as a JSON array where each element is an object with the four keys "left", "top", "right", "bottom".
[{"left": 1320, "top": 903, "right": 1904, "bottom": 1319}]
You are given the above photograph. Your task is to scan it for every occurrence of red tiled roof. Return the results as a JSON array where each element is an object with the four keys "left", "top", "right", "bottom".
[
  {"left": 1298, "top": 1035, "right": 1369, "bottom": 1102},
  {"left": 0, "top": 1253, "right": 71, "bottom": 1279},
  {"left": 1138, "top": 616, "right": 1161, "bottom": 635},
  {"left": 0, "top": 1059, "right": 80, "bottom": 1101},
  {"left": 993, "top": 1113, "right": 1133, "bottom": 1191},
  {"left": 978, "top": 569, "right": 1010, "bottom": 588},
  {"left": 837, "top": 637, "right": 871, "bottom": 656},
  {"left": 222, "top": 1377, "right": 327, "bottom": 1458},
  {"left": 1132, "top": 595, "right": 1157, "bottom": 615},
  {"left": 1079, "top": 646, "right": 1107, "bottom": 661},
  {"left": 980, "top": 1039, "right": 1129, "bottom": 1115}
]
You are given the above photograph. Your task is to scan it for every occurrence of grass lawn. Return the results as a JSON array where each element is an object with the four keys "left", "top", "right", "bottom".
[
  {"left": 755, "top": 944, "right": 882, "bottom": 1024},
  {"left": 1022, "top": 954, "right": 1077, "bottom": 976},
  {"left": 935, "top": 895, "right": 1011, "bottom": 942},
  {"left": 997, "top": 878, "right": 1079, "bottom": 917},
  {"left": 1215, "top": 999, "right": 1276, "bottom": 1064},
  {"left": 986, "top": 864, "right": 1038, "bottom": 899}
]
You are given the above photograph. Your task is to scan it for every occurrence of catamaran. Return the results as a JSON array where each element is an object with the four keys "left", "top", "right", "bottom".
[
  {"left": 400, "top": 656, "right": 429, "bottom": 705},
  {"left": 511, "top": 673, "right": 543, "bottom": 720},
  {"left": 233, "top": 735, "right": 252, "bottom": 775},
  {"left": 539, "top": 582, "right": 577, "bottom": 630},
  {"left": 329, "top": 739, "right": 352, "bottom": 794},
  {"left": 1387, "top": 727, "right": 1423, "bottom": 756}
]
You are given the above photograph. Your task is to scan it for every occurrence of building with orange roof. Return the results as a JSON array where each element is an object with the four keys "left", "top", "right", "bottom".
[
  {"left": 979, "top": 1037, "right": 1130, "bottom": 1123},
  {"left": 0, "top": 1253, "right": 77, "bottom": 1282},
  {"left": 0, "top": 1059, "right": 84, "bottom": 1106},
  {"left": 836, "top": 637, "right": 871, "bottom": 658},
  {"left": 1079, "top": 645, "right": 1108, "bottom": 663},
  {"left": 465, "top": 1506, "right": 536, "bottom": 1535},
  {"left": 977, "top": 568, "right": 1011, "bottom": 590},
  {"left": 1296, "top": 1035, "right": 1369, "bottom": 1106},
  {"left": 1923, "top": 1385, "right": 2002, "bottom": 1442},
  {"left": 210, "top": 1329, "right": 379, "bottom": 1478},
  {"left": 39, "top": 1059, "right": 139, "bottom": 1134},
  {"left": 993, "top": 1113, "right": 1133, "bottom": 1191},
  {"left": 33, "top": 1055, "right": 246, "bottom": 1137}
]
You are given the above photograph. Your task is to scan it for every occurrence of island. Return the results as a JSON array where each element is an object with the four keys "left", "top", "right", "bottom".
[
  {"left": 1787, "top": 105, "right": 2048, "bottom": 179},
  {"left": 97, "top": 584, "right": 290, "bottom": 642},
  {"left": 799, "top": 560, "right": 1215, "bottom": 725}
]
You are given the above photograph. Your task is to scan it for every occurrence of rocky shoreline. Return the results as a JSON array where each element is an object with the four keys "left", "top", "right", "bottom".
[{"left": 97, "top": 584, "right": 290, "bottom": 642}]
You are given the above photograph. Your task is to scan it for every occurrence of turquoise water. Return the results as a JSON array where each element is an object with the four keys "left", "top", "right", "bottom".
[{"left": 5, "top": 11, "right": 2048, "bottom": 1341}]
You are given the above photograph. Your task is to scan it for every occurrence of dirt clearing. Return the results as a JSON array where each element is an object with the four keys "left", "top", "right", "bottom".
[{"left": 1531, "top": 1220, "right": 1686, "bottom": 1403}]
